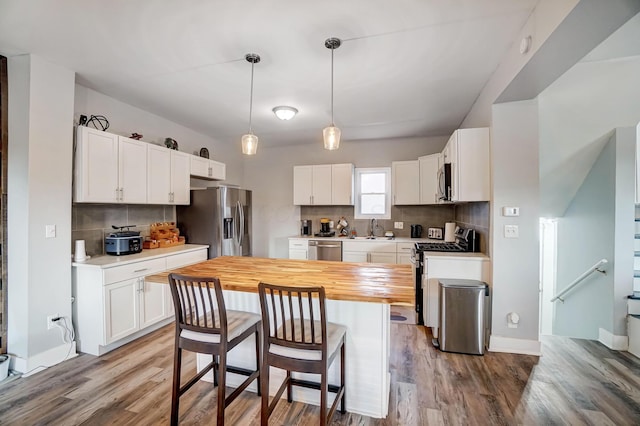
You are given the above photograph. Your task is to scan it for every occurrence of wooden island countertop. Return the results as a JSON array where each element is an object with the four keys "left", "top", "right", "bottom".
[{"left": 146, "top": 255, "right": 413, "bottom": 305}]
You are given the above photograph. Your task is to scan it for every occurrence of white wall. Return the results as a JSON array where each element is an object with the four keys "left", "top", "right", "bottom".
[
  {"left": 554, "top": 128, "right": 635, "bottom": 340},
  {"left": 74, "top": 85, "right": 245, "bottom": 187},
  {"left": 538, "top": 57, "right": 640, "bottom": 217},
  {"left": 462, "top": 0, "right": 578, "bottom": 128},
  {"left": 243, "top": 136, "right": 447, "bottom": 259},
  {"left": 489, "top": 100, "right": 541, "bottom": 354},
  {"left": 8, "top": 55, "right": 75, "bottom": 370}
]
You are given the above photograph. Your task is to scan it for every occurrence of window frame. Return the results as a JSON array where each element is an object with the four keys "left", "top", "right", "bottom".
[{"left": 354, "top": 167, "right": 391, "bottom": 220}]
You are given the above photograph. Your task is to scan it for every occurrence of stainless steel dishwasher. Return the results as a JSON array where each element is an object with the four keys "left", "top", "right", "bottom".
[{"left": 308, "top": 240, "right": 342, "bottom": 261}]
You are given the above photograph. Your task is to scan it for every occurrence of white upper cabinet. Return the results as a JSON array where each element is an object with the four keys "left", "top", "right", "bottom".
[
  {"left": 74, "top": 127, "right": 147, "bottom": 203},
  {"left": 419, "top": 154, "right": 439, "bottom": 205},
  {"left": 293, "top": 165, "right": 313, "bottom": 205},
  {"left": 118, "top": 136, "right": 148, "bottom": 203},
  {"left": 331, "top": 163, "right": 354, "bottom": 205},
  {"left": 445, "top": 128, "right": 490, "bottom": 202},
  {"left": 147, "top": 145, "right": 190, "bottom": 205},
  {"left": 190, "top": 156, "right": 226, "bottom": 180},
  {"left": 392, "top": 160, "right": 420, "bottom": 205},
  {"left": 293, "top": 164, "right": 354, "bottom": 206},
  {"left": 170, "top": 151, "right": 191, "bottom": 204},
  {"left": 311, "top": 165, "right": 332, "bottom": 205}
]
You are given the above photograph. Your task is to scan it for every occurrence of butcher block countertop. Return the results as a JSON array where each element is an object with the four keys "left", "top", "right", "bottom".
[{"left": 146, "top": 256, "right": 413, "bottom": 305}]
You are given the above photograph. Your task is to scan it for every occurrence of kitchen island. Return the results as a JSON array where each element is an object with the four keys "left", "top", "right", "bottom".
[{"left": 146, "top": 256, "right": 413, "bottom": 419}]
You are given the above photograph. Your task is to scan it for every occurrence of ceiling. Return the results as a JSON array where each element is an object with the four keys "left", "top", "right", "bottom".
[{"left": 0, "top": 0, "right": 538, "bottom": 148}]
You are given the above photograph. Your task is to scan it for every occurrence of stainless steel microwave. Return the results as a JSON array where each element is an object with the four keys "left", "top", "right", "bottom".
[{"left": 437, "top": 162, "right": 452, "bottom": 202}]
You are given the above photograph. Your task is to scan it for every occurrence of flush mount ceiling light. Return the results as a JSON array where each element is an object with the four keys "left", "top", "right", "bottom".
[
  {"left": 323, "top": 37, "right": 341, "bottom": 151},
  {"left": 241, "top": 53, "right": 260, "bottom": 155},
  {"left": 272, "top": 106, "right": 298, "bottom": 121}
]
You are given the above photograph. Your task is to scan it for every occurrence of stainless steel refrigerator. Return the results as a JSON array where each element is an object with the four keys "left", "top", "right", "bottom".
[{"left": 176, "top": 187, "right": 251, "bottom": 259}]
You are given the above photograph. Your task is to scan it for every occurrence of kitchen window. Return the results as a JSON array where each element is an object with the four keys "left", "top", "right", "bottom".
[{"left": 354, "top": 167, "right": 391, "bottom": 219}]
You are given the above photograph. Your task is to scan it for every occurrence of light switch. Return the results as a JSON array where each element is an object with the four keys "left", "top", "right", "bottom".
[
  {"left": 504, "top": 225, "right": 519, "bottom": 238},
  {"left": 394, "top": 222, "right": 404, "bottom": 230},
  {"left": 45, "top": 225, "right": 56, "bottom": 239}
]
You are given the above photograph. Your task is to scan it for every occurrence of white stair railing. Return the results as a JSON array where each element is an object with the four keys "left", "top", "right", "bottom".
[{"left": 550, "top": 259, "right": 608, "bottom": 303}]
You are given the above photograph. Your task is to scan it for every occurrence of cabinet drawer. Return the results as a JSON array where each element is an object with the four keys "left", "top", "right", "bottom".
[
  {"left": 396, "top": 242, "right": 414, "bottom": 252},
  {"left": 104, "top": 258, "right": 166, "bottom": 285},
  {"left": 166, "top": 249, "right": 207, "bottom": 269},
  {"left": 342, "top": 241, "right": 396, "bottom": 253},
  {"left": 289, "top": 239, "right": 309, "bottom": 249}
]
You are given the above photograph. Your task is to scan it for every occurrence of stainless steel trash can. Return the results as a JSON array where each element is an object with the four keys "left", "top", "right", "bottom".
[{"left": 438, "top": 279, "right": 489, "bottom": 355}]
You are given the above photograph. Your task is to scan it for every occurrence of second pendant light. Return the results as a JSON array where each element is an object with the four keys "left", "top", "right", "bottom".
[
  {"left": 241, "top": 53, "right": 260, "bottom": 155},
  {"left": 323, "top": 37, "right": 341, "bottom": 151}
]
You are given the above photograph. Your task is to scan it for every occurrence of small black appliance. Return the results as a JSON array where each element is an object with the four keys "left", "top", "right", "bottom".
[
  {"left": 411, "top": 224, "right": 423, "bottom": 238},
  {"left": 301, "top": 219, "right": 312, "bottom": 236}
]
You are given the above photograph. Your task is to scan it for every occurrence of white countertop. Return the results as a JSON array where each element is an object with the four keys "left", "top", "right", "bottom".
[
  {"left": 289, "top": 235, "right": 489, "bottom": 259},
  {"left": 289, "top": 235, "right": 437, "bottom": 243},
  {"left": 72, "top": 244, "right": 209, "bottom": 269}
]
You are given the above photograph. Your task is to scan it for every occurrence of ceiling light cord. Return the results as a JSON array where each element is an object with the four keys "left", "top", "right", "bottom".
[
  {"left": 330, "top": 46, "right": 335, "bottom": 126},
  {"left": 248, "top": 59, "right": 255, "bottom": 134}
]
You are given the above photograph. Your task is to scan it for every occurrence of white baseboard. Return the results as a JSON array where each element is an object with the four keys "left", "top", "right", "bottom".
[
  {"left": 598, "top": 327, "right": 628, "bottom": 351},
  {"left": 12, "top": 341, "right": 77, "bottom": 377},
  {"left": 488, "top": 335, "right": 541, "bottom": 356}
]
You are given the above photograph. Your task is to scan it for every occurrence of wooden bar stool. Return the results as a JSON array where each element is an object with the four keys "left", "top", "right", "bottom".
[
  {"left": 168, "top": 273, "right": 261, "bottom": 426},
  {"left": 257, "top": 282, "right": 346, "bottom": 425}
]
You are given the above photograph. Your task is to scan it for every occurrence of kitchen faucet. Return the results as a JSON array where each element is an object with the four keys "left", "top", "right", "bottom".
[{"left": 369, "top": 218, "right": 377, "bottom": 237}]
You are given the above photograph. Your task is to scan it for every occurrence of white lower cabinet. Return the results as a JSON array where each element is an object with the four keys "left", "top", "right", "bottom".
[
  {"left": 104, "top": 278, "right": 140, "bottom": 344},
  {"left": 342, "top": 241, "right": 397, "bottom": 264},
  {"left": 396, "top": 242, "right": 414, "bottom": 265},
  {"left": 104, "top": 276, "right": 167, "bottom": 344},
  {"left": 288, "top": 238, "right": 309, "bottom": 260},
  {"left": 423, "top": 256, "right": 491, "bottom": 337},
  {"left": 73, "top": 247, "right": 207, "bottom": 356}
]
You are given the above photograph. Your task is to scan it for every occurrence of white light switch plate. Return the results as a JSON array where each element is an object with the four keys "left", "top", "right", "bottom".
[
  {"left": 45, "top": 225, "right": 56, "bottom": 238},
  {"left": 394, "top": 222, "right": 404, "bottom": 230},
  {"left": 504, "top": 225, "right": 519, "bottom": 238}
]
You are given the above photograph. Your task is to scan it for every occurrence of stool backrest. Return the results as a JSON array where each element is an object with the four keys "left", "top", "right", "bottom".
[
  {"left": 258, "top": 282, "right": 327, "bottom": 352},
  {"left": 168, "top": 273, "right": 227, "bottom": 336}
]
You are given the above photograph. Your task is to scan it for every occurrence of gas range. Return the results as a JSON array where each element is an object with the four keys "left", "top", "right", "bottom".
[
  {"left": 414, "top": 227, "right": 478, "bottom": 253},
  {"left": 415, "top": 241, "right": 466, "bottom": 252}
]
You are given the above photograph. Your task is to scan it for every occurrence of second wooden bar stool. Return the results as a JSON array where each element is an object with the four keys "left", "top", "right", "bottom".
[
  {"left": 257, "top": 282, "right": 346, "bottom": 425},
  {"left": 168, "top": 273, "right": 261, "bottom": 426}
]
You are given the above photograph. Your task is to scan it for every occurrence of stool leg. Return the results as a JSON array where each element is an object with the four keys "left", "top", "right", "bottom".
[
  {"left": 170, "top": 346, "right": 182, "bottom": 426},
  {"left": 213, "top": 355, "right": 219, "bottom": 387},
  {"left": 340, "top": 341, "right": 346, "bottom": 414},
  {"left": 217, "top": 351, "right": 226, "bottom": 426},
  {"left": 260, "top": 355, "right": 269, "bottom": 426},
  {"left": 286, "top": 370, "right": 292, "bottom": 403},
  {"left": 320, "top": 369, "right": 328, "bottom": 425},
  {"left": 255, "top": 328, "right": 261, "bottom": 396}
]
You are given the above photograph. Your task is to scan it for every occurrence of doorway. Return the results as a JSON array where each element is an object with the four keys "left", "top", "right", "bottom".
[
  {"left": 539, "top": 218, "right": 557, "bottom": 336},
  {"left": 0, "top": 55, "right": 7, "bottom": 354}
]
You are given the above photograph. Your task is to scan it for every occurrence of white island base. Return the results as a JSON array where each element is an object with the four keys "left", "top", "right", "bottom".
[{"left": 196, "top": 289, "right": 392, "bottom": 419}]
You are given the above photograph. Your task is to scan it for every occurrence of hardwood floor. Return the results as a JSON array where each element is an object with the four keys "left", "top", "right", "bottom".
[{"left": 1, "top": 323, "right": 639, "bottom": 425}]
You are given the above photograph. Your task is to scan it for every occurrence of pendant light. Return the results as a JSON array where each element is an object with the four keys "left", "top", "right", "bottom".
[
  {"left": 323, "top": 37, "right": 341, "bottom": 150},
  {"left": 241, "top": 53, "right": 260, "bottom": 155}
]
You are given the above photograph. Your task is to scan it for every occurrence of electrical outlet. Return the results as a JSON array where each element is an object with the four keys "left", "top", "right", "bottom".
[
  {"left": 47, "top": 314, "right": 59, "bottom": 330},
  {"left": 394, "top": 222, "right": 404, "bottom": 230},
  {"left": 504, "top": 225, "right": 519, "bottom": 238}
]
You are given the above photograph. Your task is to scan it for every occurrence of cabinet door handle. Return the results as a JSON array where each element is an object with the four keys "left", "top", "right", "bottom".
[
  {"left": 115, "top": 188, "right": 120, "bottom": 201},
  {"left": 208, "top": 167, "right": 212, "bottom": 177},
  {"left": 133, "top": 268, "right": 148, "bottom": 273},
  {"left": 120, "top": 188, "right": 124, "bottom": 201}
]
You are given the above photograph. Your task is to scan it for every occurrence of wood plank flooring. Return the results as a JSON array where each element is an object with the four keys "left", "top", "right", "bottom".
[{"left": 1, "top": 324, "right": 639, "bottom": 425}]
